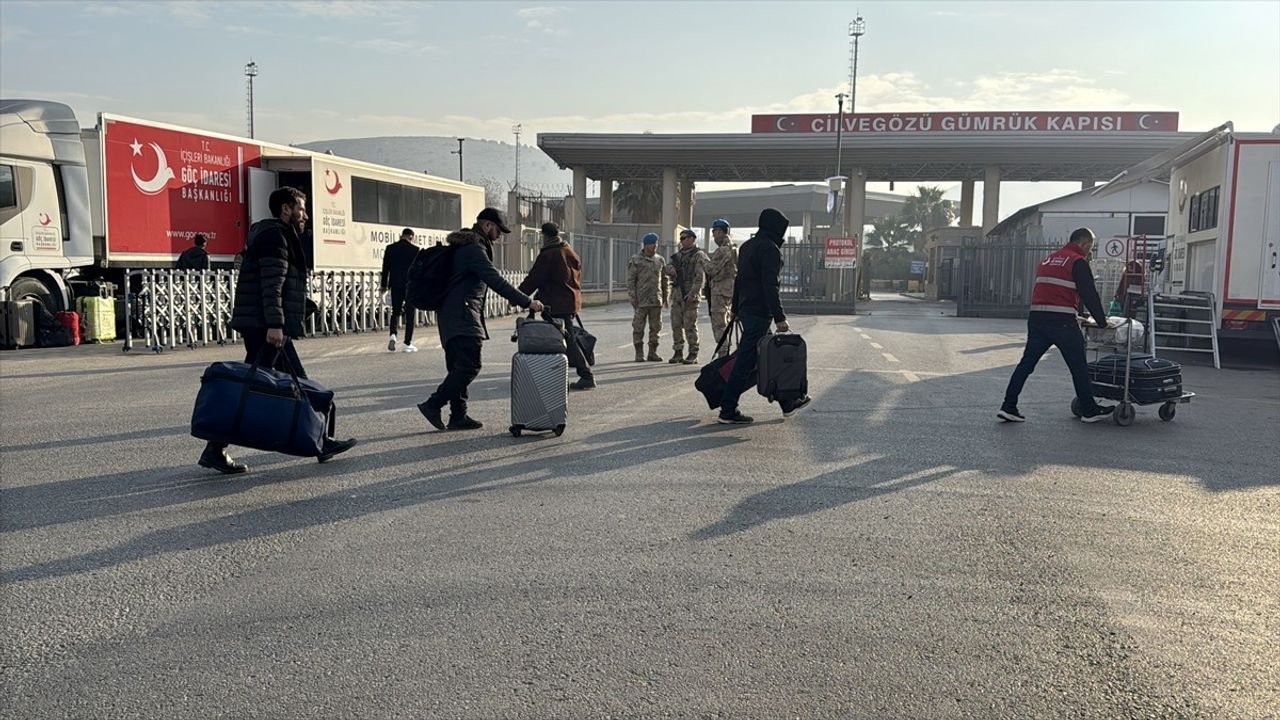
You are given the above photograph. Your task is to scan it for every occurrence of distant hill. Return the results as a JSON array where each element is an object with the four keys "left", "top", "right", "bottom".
[{"left": 296, "top": 136, "right": 571, "bottom": 203}]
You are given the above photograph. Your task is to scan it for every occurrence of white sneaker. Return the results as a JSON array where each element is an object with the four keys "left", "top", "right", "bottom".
[
  {"left": 402, "top": 343, "right": 418, "bottom": 353},
  {"left": 387, "top": 335, "right": 397, "bottom": 352}
]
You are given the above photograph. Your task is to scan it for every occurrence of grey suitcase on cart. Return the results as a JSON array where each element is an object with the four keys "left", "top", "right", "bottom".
[
  {"left": 510, "top": 351, "right": 568, "bottom": 437},
  {"left": 1, "top": 300, "right": 37, "bottom": 350}
]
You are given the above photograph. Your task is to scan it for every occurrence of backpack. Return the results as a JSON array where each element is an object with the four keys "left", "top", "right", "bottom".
[{"left": 406, "top": 245, "right": 458, "bottom": 311}]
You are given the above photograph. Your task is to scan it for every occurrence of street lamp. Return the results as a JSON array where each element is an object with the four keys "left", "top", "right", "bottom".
[
  {"left": 848, "top": 16, "right": 866, "bottom": 113},
  {"left": 512, "top": 123, "right": 523, "bottom": 194},
  {"left": 451, "top": 138, "right": 464, "bottom": 181},
  {"left": 244, "top": 60, "right": 258, "bottom": 138},
  {"left": 832, "top": 92, "right": 848, "bottom": 236}
]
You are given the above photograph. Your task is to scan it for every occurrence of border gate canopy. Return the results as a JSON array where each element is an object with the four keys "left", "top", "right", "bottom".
[{"left": 538, "top": 111, "right": 1198, "bottom": 183}]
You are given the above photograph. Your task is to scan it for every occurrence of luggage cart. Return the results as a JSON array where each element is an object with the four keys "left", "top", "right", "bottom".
[{"left": 1073, "top": 236, "right": 1194, "bottom": 426}]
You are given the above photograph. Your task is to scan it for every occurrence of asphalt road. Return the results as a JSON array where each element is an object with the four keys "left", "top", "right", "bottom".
[{"left": 2, "top": 296, "right": 1277, "bottom": 719}]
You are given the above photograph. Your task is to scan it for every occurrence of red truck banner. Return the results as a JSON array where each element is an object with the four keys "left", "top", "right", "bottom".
[
  {"left": 103, "top": 118, "right": 261, "bottom": 257},
  {"left": 751, "top": 111, "right": 1179, "bottom": 134}
]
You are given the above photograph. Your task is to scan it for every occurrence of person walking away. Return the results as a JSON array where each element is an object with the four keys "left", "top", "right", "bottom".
[
  {"left": 666, "top": 228, "right": 709, "bottom": 365},
  {"left": 198, "top": 187, "right": 357, "bottom": 473},
  {"left": 706, "top": 219, "right": 738, "bottom": 358},
  {"left": 381, "top": 227, "right": 421, "bottom": 352},
  {"left": 418, "top": 208, "right": 544, "bottom": 431},
  {"left": 717, "top": 208, "right": 812, "bottom": 424},
  {"left": 519, "top": 222, "right": 595, "bottom": 390},
  {"left": 177, "top": 234, "right": 211, "bottom": 270},
  {"left": 998, "top": 227, "right": 1116, "bottom": 424},
  {"left": 627, "top": 233, "right": 670, "bottom": 362}
]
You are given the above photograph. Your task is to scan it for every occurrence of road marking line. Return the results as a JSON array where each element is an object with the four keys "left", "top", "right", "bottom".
[
  {"left": 902, "top": 371, "right": 921, "bottom": 382},
  {"left": 859, "top": 333, "right": 872, "bottom": 340},
  {"left": 882, "top": 353, "right": 900, "bottom": 363},
  {"left": 869, "top": 342, "right": 883, "bottom": 349}
]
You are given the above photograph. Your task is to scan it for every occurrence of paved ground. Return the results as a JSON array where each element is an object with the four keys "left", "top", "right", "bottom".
[{"left": 2, "top": 295, "right": 1277, "bottom": 719}]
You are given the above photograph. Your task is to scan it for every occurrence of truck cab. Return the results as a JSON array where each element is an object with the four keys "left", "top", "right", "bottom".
[{"left": 0, "top": 99, "right": 94, "bottom": 311}]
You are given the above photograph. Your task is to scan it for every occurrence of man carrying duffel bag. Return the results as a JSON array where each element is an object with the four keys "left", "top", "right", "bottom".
[{"left": 193, "top": 187, "right": 356, "bottom": 474}]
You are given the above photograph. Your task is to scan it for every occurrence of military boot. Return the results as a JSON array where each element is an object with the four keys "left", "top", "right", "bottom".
[
  {"left": 668, "top": 351, "right": 684, "bottom": 364},
  {"left": 634, "top": 344, "right": 645, "bottom": 362},
  {"left": 646, "top": 345, "right": 663, "bottom": 362}
]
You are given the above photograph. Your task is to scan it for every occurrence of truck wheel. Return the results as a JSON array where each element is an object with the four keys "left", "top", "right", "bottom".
[{"left": 9, "top": 276, "right": 62, "bottom": 313}]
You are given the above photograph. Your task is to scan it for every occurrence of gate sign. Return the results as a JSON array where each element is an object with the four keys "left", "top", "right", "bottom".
[
  {"left": 910, "top": 260, "right": 926, "bottom": 276},
  {"left": 825, "top": 236, "right": 859, "bottom": 269},
  {"left": 1102, "top": 237, "right": 1126, "bottom": 259},
  {"left": 752, "top": 111, "right": 1179, "bottom": 134}
]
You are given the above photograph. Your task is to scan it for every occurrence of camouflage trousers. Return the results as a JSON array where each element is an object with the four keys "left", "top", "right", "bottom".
[
  {"left": 670, "top": 295, "right": 701, "bottom": 357},
  {"left": 709, "top": 293, "right": 733, "bottom": 357},
  {"left": 632, "top": 306, "right": 663, "bottom": 350}
]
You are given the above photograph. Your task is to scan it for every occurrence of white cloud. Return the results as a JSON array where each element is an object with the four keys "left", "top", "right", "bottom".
[
  {"left": 321, "top": 35, "right": 438, "bottom": 56},
  {"left": 84, "top": 2, "right": 141, "bottom": 16},
  {"left": 516, "top": 6, "right": 567, "bottom": 19},
  {"left": 516, "top": 5, "right": 568, "bottom": 33},
  {"left": 166, "top": 1, "right": 212, "bottom": 23},
  {"left": 287, "top": 1, "right": 390, "bottom": 17},
  {"left": 5, "top": 89, "right": 119, "bottom": 104}
]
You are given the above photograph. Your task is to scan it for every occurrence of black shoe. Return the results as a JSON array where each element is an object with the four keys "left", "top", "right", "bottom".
[
  {"left": 646, "top": 352, "right": 663, "bottom": 362},
  {"left": 781, "top": 396, "right": 812, "bottom": 418},
  {"left": 447, "top": 415, "right": 484, "bottom": 431},
  {"left": 997, "top": 405, "right": 1026, "bottom": 423},
  {"left": 1080, "top": 405, "right": 1115, "bottom": 423},
  {"left": 318, "top": 437, "right": 357, "bottom": 463},
  {"left": 717, "top": 410, "right": 754, "bottom": 425},
  {"left": 418, "top": 401, "right": 445, "bottom": 430},
  {"left": 569, "top": 378, "right": 597, "bottom": 391},
  {"left": 668, "top": 354, "right": 684, "bottom": 364},
  {"left": 681, "top": 355, "right": 700, "bottom": 365},
  {"left": 198, "top": 446, "right": 247, "bottom": 474}
]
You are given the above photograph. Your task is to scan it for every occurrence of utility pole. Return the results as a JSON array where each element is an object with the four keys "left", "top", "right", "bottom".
[
  {"left": 244, "top": 60, "right": 258, "bottom": 138},
  {"left": 848, "top": 16, "right": 866, "bottom": 113},
  {"left": 833, "top": 93, "right": 847, "bottom": 236},
  {"left": 512, "top": 123, "right": 523, "bottom": 194},
  {"left": 451, "top": 138, "right": 464, "bottom": 181}
]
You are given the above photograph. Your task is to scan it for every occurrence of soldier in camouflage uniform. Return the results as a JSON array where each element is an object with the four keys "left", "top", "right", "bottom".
[
  {"left": 706, "top": 218, "right": 738, "bottom": 358},
  {"left": 627, "top": 233, "right": 669, "bottom": 362},
  {"left": 666, "top": 228, "right": 710, "bottom": 365}
]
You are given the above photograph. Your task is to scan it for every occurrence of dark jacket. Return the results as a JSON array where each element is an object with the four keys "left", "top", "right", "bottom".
[
  {"left": 518, "top": 239, "right": 582, "bottom": 315},
  {"left": 732, "top": 208, "right": 790, "bottom": 323},
  {"left": 229, "top": 219, "right": 310, "bottom": 338},
  {"left": 437, "top": 225, "right": 533, "bottom": 345},
  {"left": 380, "top": 238, "right": 420, "bottom": 292},
  {"left": 176, "top": 245, "right": 210, "bottom": 270}
]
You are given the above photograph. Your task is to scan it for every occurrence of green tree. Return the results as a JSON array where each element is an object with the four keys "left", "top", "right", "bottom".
[
  {"left": 901, "top": 185, "right": 956, "bottom": 253},
  {"left": 612, "top": 180, "right": 663, "bottom": 224},
  {"left": 864, "top": 215, "right": 914, "bottom": 255}
]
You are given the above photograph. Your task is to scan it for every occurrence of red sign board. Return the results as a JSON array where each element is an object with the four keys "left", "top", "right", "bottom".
[
  {"left": 752, "top": 111, "right": 1178, "bottom": 134},
  {"left": 824, "top": 236, "right": 859, "bottom": 269},
  {"left": 103, "top": 119, "right": 261, "bottom": 258}
]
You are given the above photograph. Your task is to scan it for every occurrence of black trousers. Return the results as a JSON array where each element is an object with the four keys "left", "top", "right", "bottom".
[
  {"left": 388, "top": 287, "right": 415, "bottom": 344},
  {"left": 553, "top": 314, "right": 593, "bottom": 381},
  {"left": 206, "top": 328, "right": 306, "bottom": 453},
  {"left": 427, "top": 336, "right": 483, "bottom": 416},
  {"left": 1003, "top": 315, "right": 1099, "bottom": 412}
]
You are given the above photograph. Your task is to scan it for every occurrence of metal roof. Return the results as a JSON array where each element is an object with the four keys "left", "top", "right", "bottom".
[{"left": 538, "top": 131, "right": 1202, "bottom": 183}]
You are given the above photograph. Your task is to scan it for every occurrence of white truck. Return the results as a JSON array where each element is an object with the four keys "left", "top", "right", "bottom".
[
  {"left": 1099, "top": 122, "right": 1280, "bottom": 339},
  {"left": 1, "top": 99, "right": 484, "bottom": 312}
]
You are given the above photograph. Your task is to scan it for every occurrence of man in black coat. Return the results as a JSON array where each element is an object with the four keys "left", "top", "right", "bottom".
[
  {"left": 418, "top": 208, "right": 544, "bottom": 431},
  {"left": 717, "top": 208, "right": 812, "bottom": 424},
  {"left": 198, "top": 187, "right": 357, "bottom": 474},
  {"left": 176, "top": 234, "right": 211, "bottom": 270},
  {"left": 381, "top": 227, "right": 421, "bottom": 352}
]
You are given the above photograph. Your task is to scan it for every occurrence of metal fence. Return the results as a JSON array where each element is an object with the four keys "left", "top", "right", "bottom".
[
  {"left": 777, "top": 242, "right": 858, "bottom": 314},
  {"left": 123, "top": 268, "right": 524, "bottom": 353},
  {"left": 956, "top": 239, "right": 1058, "bottom": 318}
]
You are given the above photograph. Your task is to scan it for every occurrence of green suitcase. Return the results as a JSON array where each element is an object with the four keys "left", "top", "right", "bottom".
[{"left": 77, "top": 296, "right": 117, "bottom": 343}]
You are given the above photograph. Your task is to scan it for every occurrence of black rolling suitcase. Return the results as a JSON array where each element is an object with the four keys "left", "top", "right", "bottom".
[
  {"left": 1088, "top": 353, "right": 1182, "bottom": 403},
  {"left": 757, "top": 333, "right": 808, "bottom": 402}
]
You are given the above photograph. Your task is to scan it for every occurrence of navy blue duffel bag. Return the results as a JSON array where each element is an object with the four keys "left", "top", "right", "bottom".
[{"left": 190, "top": 350, "right": 335, "bottom": 457}]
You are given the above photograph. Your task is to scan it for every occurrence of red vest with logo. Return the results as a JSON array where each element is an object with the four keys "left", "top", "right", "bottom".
[{"left": 1030, "top": 243, "right": 1086, "bottom": 314}]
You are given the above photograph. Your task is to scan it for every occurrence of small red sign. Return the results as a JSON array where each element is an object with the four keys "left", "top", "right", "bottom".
[{"left": 825, "top": 236, "right": 860, "bottom": 269}]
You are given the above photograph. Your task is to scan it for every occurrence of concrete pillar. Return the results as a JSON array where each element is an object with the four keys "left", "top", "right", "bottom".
[
  {"left": 960, "top": 179, "right": 975, "bottom": 226},
  {"left": 599, "top": 179, "right": 613, "bottom": 224},
  {"left": 661, "top": 167, "right": 677, "bottom": 246},
  {"left": 678, "top": 179, "right": 694, "bottom": 228},
  {"left": 570, "top": 166, "right": 588, "bottom": 234},
  {"left": 1080, "top": 180, "right": 1096, "bottom": 190},
  {"left": 982, "top": 166, "right": 1001, "bottom": 235},
  {"left": 845, "top": 169, "right": 866, "bottom": 242}
]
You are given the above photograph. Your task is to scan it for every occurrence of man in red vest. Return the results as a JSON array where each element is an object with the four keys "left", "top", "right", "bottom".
[{"left": 999, "top": 227, "right": 1115, "bottom": 423}]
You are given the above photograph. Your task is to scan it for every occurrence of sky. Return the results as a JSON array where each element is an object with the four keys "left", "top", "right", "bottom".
[{"left": 3, "top": 0, "right": 1279, "bottom": 219}]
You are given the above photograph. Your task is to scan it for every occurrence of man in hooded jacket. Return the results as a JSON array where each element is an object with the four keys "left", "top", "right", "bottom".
[
  {"left": 418, "top": 208, "right": 544, "bottom": 431},
  {"left": 717, "top": 208, "right": 812, "bottom": 424}
]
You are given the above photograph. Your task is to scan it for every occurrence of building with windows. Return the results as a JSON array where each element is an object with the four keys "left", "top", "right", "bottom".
[{"left": 985, "top": 179, "right": 1168, "bottom": 245}]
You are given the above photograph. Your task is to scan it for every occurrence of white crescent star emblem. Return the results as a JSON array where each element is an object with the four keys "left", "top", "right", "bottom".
[
  {"left": 131, "top": 142, "right": 176, "bottom": 196},
  {"left": 1138, "top": 113, "right": 1153, "bottom": 130},
  {"left": 776, "top": 116, "right": 789, "bottom": 132}
]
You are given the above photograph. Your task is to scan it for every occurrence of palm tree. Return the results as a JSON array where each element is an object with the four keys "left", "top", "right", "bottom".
[
  {"left": 901, "top": 185, "right": 956, "bottom": 253},
  {"left": 864, "top": 215, "right": 913, "bottom": 255},
  {"left": 612, "top": 180, "right": 663, "bottom": 223}
]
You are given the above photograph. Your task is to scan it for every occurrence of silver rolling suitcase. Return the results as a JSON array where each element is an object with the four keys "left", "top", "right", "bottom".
[{"left": 509, "top": 351, "right": 568, "bottom": 437}]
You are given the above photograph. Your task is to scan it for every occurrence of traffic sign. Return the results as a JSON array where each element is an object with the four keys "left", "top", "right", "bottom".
[{"left": 1102, "top": 238, "right": 1126, "bottom": 259}]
